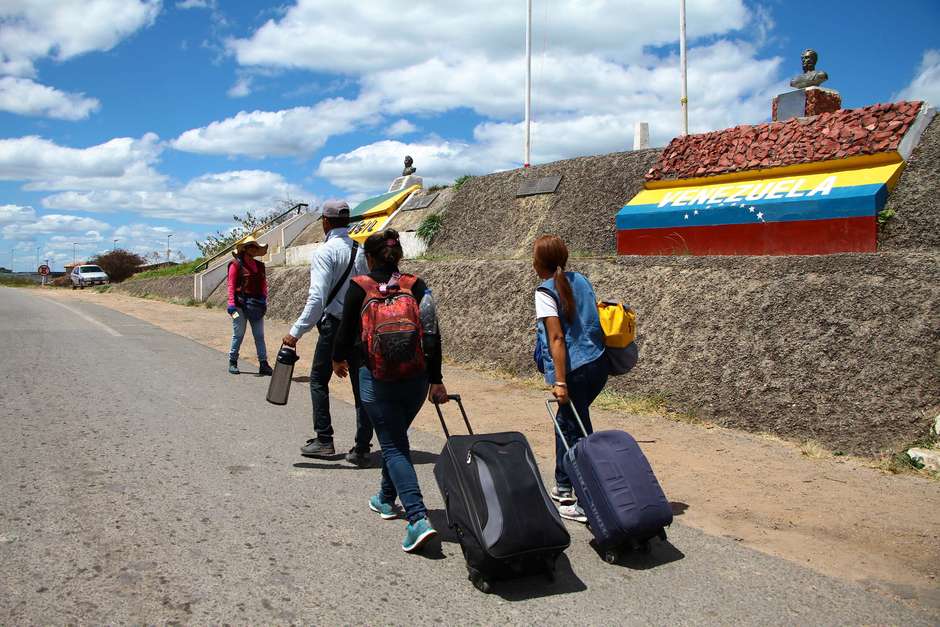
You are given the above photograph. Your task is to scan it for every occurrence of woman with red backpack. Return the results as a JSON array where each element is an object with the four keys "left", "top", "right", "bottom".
[{"left": 332, "top": 229, "right": 448, "bottom": 553}]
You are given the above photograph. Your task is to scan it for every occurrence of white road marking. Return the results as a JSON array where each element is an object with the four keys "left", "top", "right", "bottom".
[{"left": 40, "top": 296, "right": 123, "bottom": 337}]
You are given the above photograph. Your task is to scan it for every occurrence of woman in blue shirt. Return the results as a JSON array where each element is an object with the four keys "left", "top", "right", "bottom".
[{"left": 533, "top": 235, "right": 609, "bottom": 523}]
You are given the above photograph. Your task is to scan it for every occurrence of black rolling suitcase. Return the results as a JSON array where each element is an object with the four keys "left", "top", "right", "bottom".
[
  {"left": 433, "top": 395, "right": 571, "bottom": 593},
  {"left": 547, "top": 399, "right": 673, "bottom": 563}
]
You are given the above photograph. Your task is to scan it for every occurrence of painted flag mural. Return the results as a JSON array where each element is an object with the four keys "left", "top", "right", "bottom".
[{"left": 616, "top": 158, "right": 905, "bottom": 256}]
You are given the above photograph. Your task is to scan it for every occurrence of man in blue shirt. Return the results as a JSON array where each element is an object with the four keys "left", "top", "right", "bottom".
[{"left": 282, "top": 200, "right": 372, "bottom": 465}]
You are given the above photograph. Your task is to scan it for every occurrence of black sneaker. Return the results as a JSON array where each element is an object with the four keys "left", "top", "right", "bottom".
[
  {"left": 257, "top": 360, "right": 273, "bottom": 376},
  {"left": 228, "top": 360, "right": 240, "bottom": 375},
  {"left": 300, "top": 439, "right": 335, "bottom": 458},
  {"left": 345, "top": 447, "right": 371, "bottom": 468}
]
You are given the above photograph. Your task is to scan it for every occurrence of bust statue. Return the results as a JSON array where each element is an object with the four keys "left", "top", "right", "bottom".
[
  {"left": 790, "top": 49, "right": 829, "bottom": 89},
  {"left": 402, "top": 155, "right": 416, "bottom": 176}
]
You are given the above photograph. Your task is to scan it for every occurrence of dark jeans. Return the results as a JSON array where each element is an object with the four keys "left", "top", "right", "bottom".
[
  {"left": 358, "top": 366, "right": 429, "bottom": 524},
  {"left": 309, "top": 314, "right": 372, "bottom": 450},
  {"left": 554, "top": 354, "right": 609, "bottom": 489}
]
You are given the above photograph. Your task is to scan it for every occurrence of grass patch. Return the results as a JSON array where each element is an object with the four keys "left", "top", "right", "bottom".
[
  {"left": 93, "top": 285, "right": 113, "bottom": 293},
  {"left": 452, "top": 174, "right": 473, "bottom": 191},
  {"left": 799, "top": 440, "right": 830, "bottom": 459},
  {"left": 131, "top": 259, "right": 204, "bottom": 280},
  {"left": 0, "top": 275, "right": 36, "bottom": 287},
  {"left": 427, "top": 184, "right": 448, "bottom": 192},
  {"left": 876, "top": 421, "right": 940, "bottom": 477},
  {"left": 416, "top": 213, "right": 443, "bottom": 243}
]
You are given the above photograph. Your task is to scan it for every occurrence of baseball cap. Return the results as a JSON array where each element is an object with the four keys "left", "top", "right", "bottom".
[{"left": 321, "top": 200, "right": 350, "bottom": 218}]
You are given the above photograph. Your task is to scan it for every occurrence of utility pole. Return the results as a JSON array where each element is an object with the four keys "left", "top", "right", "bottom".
[
  {"left": 679, "top": 0, "right": 689, "bottom": 136},
  {"left": 523, "top": 0, "right": 532, "bottom": 167},
  {"left": 113, "top": 238, "right": 118, "bottom": 251},
  {"left": 167, "top": 234, "right": 173, "bottom": 262},
  {"left": 73, "top": 242, "right": 78, "bottom": 265}
]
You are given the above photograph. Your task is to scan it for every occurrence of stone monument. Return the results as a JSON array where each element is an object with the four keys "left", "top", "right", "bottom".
[
  {"left": 402, "top": 155, "right": 417, "bottom": 176},
  {"left": 772, "top": 49, "right": 842, "bottom": 122}
]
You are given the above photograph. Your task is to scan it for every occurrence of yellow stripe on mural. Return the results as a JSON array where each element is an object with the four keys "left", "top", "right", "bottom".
[
  {"left": 643, "top": 152, "right": 902, "bottom": 190},
  {"left": 628, "top": 161, "right": 904, "bottom": 208},
  {"left": 357, "top": 185, "right": 422, "bottom": 219}
]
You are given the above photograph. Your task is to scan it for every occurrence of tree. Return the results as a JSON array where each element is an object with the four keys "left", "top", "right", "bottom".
[
  {"left": 90, "top": 249, "right": 146, "bottom": 283},
  {"left": 195, "top": 197, "right": 301, "bottom": 258}
]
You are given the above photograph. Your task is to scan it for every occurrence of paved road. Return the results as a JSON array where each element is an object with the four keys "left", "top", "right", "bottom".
[{"left": 1, "top": 287, "right": 936, "bottom": 625}]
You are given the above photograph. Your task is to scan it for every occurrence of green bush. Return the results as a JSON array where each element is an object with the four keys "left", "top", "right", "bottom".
[
  {"left": 453, "top": 175, "right": 473, "bottom": 191},
  {"left": 90, "top": 249, "right": 146, "bottom": 283},
  {"left": 416, "top": 213, "right": 444, "bottom": 243}
]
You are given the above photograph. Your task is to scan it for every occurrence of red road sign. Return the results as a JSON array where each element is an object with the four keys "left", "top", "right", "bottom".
[{"left": 38, "top": 264, "right": 50, "bottom": 276}]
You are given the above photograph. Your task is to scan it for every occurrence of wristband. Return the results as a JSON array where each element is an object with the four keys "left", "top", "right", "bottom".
[{"left": 554, "top": 382, "right": 567, "bottom": 388}]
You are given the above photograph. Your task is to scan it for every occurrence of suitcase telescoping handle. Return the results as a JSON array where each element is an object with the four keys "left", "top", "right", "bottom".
[
  {"left": 433, "top": 394, "right": 473, "bottom": 438},
  {"left": 546, "top": 398, "right": 589, "bottom": 451}
]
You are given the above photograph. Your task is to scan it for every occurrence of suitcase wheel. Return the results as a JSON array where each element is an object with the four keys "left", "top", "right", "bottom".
[
  {"left": 603, "top": 549, "right": 619, "bottom": 564},
  {"left": 658, "top": 528, "right": 668, "bottom": 542},
  {"left": 470, "top": 572, "right": 493, "bottom": 594}
]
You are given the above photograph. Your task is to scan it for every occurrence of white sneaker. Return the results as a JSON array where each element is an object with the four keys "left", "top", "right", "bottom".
[{"left": 559, "top": 504, "right": 588, "bottom": 523}]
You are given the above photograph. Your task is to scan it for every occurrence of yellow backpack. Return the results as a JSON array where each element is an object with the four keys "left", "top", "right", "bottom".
[{"left": 597, "top": 301, "right": 636, "bottom": 348}]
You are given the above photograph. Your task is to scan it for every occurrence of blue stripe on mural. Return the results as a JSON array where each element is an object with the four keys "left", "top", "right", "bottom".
[{"left": 616, "top": 183, "right": 887, "bottom": 230}]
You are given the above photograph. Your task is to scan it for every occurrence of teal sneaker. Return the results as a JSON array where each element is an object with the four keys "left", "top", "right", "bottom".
[
  {"left": 402, "top": 517, "right": 437, "bottom": 553},
  {"left": 369, "top": 494, "right": 402, "bottom": 520}
]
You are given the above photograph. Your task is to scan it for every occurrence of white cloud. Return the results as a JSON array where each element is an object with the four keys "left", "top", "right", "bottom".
[
  {"left": 229, "top": 0, "right": 748, "bottom": 75},
  {"left": 0, "top": 133, "right": 165, "bottom": 191},
  {"left": 0, "top": 204, "right": 37, "bottom": 225},
  {"left": 2, "top": 214, "right": 109, "bottom": 241},
  {"left": 0, "top": 77, "right": 100, "bottom": 120},
  {"left": 317, "top": 39, "right": 785, "bottom": 195},
  {"left": 386, "top": 119, "right": 418, "bottom": 137},
  {"left": 42, "top": 169, "right": 313, "bottom": 223},
  {"left": 227, "top": 76, "right": 252, "bottom": 98},
  {"left": 895, "top": 49, "right": 940, "bottom": 106},
  {"left": 176, "top": 0, "right": 214, "bottom": 8},
  {"left": 215, "top": 0, "right": 780, "bottom": 176},
  {"left": 0, "top": 0, "right": 160, "bottom": 77},
  {"left": 171, "top": 95, "right": 380, "bottom": 157}
]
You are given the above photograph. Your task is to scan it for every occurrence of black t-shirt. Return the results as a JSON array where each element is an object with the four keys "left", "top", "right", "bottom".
[{"left": 333, "top": 267, "right": 443, "bottom": 384}]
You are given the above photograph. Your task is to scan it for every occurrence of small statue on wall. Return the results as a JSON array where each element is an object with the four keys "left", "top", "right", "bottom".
[
  {"left": 790, "top": 48, "right": 829, "bottom": 89},
  {"left": 402, "top": 155, "right": 417, "bottom": 176}
]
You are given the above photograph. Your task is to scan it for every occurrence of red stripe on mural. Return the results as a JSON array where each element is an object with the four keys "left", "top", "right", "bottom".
[{"left": 616, "top": 216, "right": 877, "bottom": 256}]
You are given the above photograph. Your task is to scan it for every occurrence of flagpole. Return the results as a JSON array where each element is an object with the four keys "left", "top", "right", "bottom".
[
  {"left": 679, "top": 0, "right": 689, "bottom": 136},
  {"left": 524, "top": 0, "right": 532, "bottom": 167}
]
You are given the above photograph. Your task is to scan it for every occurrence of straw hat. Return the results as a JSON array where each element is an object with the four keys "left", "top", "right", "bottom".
[{"left": 235, "top": 235, "right": 268, "bottom": 255}]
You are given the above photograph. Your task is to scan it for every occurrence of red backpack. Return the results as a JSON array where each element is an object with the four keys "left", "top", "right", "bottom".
[{"left": 353, "top": 273, "right": 426, "bottom": 381}]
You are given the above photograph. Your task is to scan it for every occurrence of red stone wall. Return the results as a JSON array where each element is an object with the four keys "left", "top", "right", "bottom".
[
  {"left": 805, "top": 88, "right": 842, "bottom": 117},
  {"left": 646, "top": 101, "right": 923, "bottom": 182}
]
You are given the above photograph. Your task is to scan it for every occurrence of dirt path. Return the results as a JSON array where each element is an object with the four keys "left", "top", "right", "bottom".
[{"left": 45, "top": 288, "right": 940, "bottom": 610}]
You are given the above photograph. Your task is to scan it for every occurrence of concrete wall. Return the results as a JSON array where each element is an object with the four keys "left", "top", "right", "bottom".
[
  {"left": 430, "top": 149, "right": 662, "bottom": 259},
  {"left": 401, "top": 254, "right": 939, "bottom": 457}
]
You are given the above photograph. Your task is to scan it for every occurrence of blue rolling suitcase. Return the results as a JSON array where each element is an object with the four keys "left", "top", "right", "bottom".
[{"left": 547, "top": 399, "right": 673, "bottom": 563}]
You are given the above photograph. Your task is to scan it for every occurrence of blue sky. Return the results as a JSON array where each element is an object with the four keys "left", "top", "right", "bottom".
[{"left": 1, "top": 0, "right": 937, "bottom": 270}]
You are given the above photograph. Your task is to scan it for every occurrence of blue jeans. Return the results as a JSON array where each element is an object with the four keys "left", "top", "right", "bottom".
[
  {"left": 554, "top": 355, "right": 609, "bottom": 489},
  {"left": 229, "top": 309, "right": 267, "bottom": 362},
  {"left": 359, "top": 367, "right": 429, "bottom": 523},
  {"left": 309, "top": 315, "right": 372, "bottom": 449}
]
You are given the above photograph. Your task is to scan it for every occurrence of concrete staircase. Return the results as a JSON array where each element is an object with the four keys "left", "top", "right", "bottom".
[{"left": 193, "top": 209, "right": 317, "bottom": 302}]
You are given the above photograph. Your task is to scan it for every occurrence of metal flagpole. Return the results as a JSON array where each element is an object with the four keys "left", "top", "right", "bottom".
[
  {"left": 524, "top": 0, "right": 532, "bottom": 167},
  {"left": 679, "top": 0, "right": 689, "bottom": 136}
]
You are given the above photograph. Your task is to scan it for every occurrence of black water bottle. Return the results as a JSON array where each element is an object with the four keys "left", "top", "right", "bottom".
[{"left": 266, "top": 345, "right": 299, "bottom": 406}]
